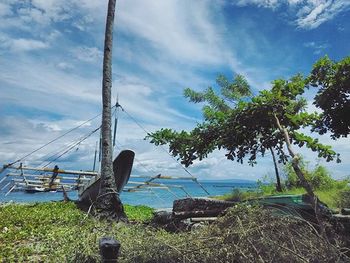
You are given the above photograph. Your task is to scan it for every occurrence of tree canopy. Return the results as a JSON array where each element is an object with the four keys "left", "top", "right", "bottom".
[
  {"left": 308, "top": 56, "right": 350, "bottom": 139},
  {"left": 147, "top": 73, "right": 338, "bottom": 168}
]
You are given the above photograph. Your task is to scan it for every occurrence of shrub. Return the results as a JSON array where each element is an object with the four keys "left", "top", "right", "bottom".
[
  {"left": 284, "top": 161, "right": 339, "bottom": 190},
  {"left": 221, "top": 188, "right": 262, "bottom": 202},
  {"left": 337, "top": 189, "right": 350, "bottom": 208}
]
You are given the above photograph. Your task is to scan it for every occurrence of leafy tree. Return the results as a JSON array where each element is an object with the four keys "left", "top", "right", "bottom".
[
  {"left": 308, "top": 56, "right": 350, "bottom": 139},
  {"left": 148, "top": 73, "right": 339, "bottom": 233},
  {"left": 148, "top": 74, "right": 337, "bottom": 187}
]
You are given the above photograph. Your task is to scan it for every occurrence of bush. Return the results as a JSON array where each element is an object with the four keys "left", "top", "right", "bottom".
[
  {"left": 222, "top": 188, "right": 261, "bottom": 202},
  {"left": 337, "top": 189, "right": 350, "bottom": 208},
  {"left": 284, "top": 162, "right": 339, "bottom": 190}
]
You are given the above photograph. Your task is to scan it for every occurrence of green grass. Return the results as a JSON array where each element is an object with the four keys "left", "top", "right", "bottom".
[
  {"left": 0, "top": 201, "right": 348, "bottom": 262},
  {"left": 124, "top": 204, "right": 154, "bottom": 222},
  {"left": 220, "top": 184, "right": 350, "bottom": 209},
  {"left": 0, "top": 202, "right": 154, "bottom": 262}
]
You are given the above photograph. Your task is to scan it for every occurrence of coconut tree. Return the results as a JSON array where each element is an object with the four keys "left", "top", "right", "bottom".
[{"left": 96, "top": 0, "right": 127, "bottom": 221}]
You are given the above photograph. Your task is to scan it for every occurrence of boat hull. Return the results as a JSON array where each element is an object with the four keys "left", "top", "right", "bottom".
[{"left": 78, "top": 150, "right": 135, "bottom": 205}]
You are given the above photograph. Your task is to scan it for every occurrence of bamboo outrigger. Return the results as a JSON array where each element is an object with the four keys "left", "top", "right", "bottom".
[{"left": 0, "top": 158, "right": 205, "bottom": 200}]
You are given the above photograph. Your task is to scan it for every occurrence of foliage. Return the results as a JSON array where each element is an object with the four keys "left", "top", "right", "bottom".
[
  {"left": 218, "top": 188, "right": 262, "bottom": 202},
  {"left": 308, "top": 56, "right": 350, "bottom": 139},
  {"left": 221, "top": 185, "right": 349, "bottom": 210},
  {"left": 284, "top": 161, "right": 346, "bottom": 190},
  {"left": 1, "top": 202, "right": 348, "bottom": 262},
  {"left": 220, "top": 168, "right": 349, "bottom": 209},
  {"left": 148, "top": 73, "right": 338, "bottom": 167},
  {"left": 124, "top": 205, "right": 154, "bottom": 222},
  {"left": 0, "top": 202, "right": 154, "bottom": 262},
  {"left": 337, "top": 189, "right": 350, "bottom": 209}
]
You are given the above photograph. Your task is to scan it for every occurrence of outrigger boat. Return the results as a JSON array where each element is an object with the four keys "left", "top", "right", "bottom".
[
  {"left": 1, "top": 150, "right": 135, "bottom": 200},
  {"left": 0, "top": 149, "right": 204, "bottom": 200}
]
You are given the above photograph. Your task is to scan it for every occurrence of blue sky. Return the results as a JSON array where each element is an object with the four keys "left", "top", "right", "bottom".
[{"left": 0, "top": 0, "right": 349, "bottom": 181}]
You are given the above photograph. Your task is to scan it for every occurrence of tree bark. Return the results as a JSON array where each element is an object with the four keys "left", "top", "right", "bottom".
[
  {"left": 273, "top": 114, "right": 325, "bottom": 235},
  {"left": 269, "top": 147, "right": 282, "bottom": 192},
  {"left": 96, "top": 0, "right": 127, "bottom": 221}
]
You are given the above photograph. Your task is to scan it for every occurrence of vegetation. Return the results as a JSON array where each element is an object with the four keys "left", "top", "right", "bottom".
[
  {"left": 147, "top": 57, "right": 350, "bottom": 232},
  {"left": 308, "top": 56, "right": 350, "bottom": 139},
  {"left": 0, "top": 202, "right": 153, "bottom": 262},
  {"left": 1, "top": 202, "right": 348, "bottom": 262},
  {"left": 221, "top": 164, "right": 349, "bottom": 209},
  {"left": 147, "top": 60, "right": 343, "bottom": 204}
]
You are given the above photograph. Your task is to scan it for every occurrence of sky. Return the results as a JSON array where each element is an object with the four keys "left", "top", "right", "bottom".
[{"left": 0, "top": 0, "right": 349, "bottom": 182}]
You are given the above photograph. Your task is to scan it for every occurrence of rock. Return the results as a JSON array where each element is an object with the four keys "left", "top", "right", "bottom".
[{"left": 152, "top": 210, "right": 173, "bottom": 225}]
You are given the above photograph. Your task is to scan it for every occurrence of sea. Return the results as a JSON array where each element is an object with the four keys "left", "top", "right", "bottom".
[{"left": 0, "top": 179, "right": 257, "bottom": 209}]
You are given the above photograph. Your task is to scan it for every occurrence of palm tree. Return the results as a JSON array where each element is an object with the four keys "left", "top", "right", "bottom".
[{"left": 96, "top": 0, "right": 127, "bottom": 221}]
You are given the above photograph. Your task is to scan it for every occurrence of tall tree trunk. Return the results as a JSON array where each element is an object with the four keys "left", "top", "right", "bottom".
[
  {"left": 269, "top": 147, "right": 282, "bottom": 192},
  {"left": 96, "top": 0, "right": 127, "bottom": 221},
  {"left": 273, "top": 114, "right": 325, "bottom": 235}
]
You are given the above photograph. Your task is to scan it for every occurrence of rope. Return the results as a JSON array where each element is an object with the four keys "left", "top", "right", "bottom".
[
  {"left": 42, "top": 127, "right": 101, "bottom": 168},
  {"left": 122, "top": 107, "right": 210, "bottom": 195},
  {"left": 5, "top": 108, "right": 113, "bottom": 168}
]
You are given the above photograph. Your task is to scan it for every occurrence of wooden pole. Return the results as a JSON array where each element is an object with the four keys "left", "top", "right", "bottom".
[{"left": 6, "top": 166, "right": 98, "bottom": 176}]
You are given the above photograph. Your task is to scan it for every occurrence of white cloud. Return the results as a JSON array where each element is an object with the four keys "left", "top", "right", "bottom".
[
  {"left": 56, "top": 62, "right": 74, "bottom": 70},
  {"left": 237, "top": 0, "right": 279, "bottom": 8},
  {"left": 72, "top": 46, "right": 103, "bottom": 63},
  {"left": 234, "top": 0, "right": 350, "bottom": 29},
  {"left": 0, "top": 2, "right": 12, "bottom": 16},
  {"left": 0, "top": 35, "right": 49, "bottom": 52},
  {"left": 117, "top": 0, "right": 227, "bottom": 65}
]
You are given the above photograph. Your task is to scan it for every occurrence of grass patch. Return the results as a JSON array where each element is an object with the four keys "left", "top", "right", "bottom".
[
  {"left": 124, "top": 205, "right": 154, "bottom": 222},
  {"left": 1, "top": 202, "right": 348, "bottom": 262},
  {"left": 0, "top": 202, "right": 154, "bottom": 262}
]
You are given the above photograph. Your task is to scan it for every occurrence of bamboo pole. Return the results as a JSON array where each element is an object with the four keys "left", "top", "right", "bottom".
[
  {"left": 6, "top": 166, "right": 98, "bottom": 176},
  {"left": 6, "top": 173, "right": 91, "bottom": 181},
  {"left": 12, "top": 179, "right": 82, "bottom": 187},
  {"left": 5, "top": 184, "right": 16, "bottom": 196},
  {"left": 1, "top": 182, "right": 10, "bottom": 191}
]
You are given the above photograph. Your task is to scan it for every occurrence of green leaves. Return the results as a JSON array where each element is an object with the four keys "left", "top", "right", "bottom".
[
  {"left": 308, "top": 55, "right": 350, "bottom": 138},
  {"left": 291, "top": 131, "right": 337, "bottom": 161},
  {"left": 147, "top": 67, "right": 341, "bottom": 169},
  {"left": 218, "top": 74, "right": 251, "bottom": 102}
]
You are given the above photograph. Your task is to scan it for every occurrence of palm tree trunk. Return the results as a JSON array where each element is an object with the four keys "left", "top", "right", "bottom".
[
  {"left": 96, "top": 0, "right": 127, "bottom": 221},
  {"left": 269, "top": 147, "right": 282, "bottom": 192}
]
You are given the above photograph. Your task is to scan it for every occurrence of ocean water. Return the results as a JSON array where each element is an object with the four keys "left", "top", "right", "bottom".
[{"left": 0, "top": 180, "right": 257, "bottom": 209}]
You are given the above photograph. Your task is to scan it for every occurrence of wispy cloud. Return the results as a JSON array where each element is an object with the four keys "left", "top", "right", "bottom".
[
  {"left": 304, "top": 41, "right": 329, "bottom": 54},
  {"left": 0, "top": 36, "right": 49, "bottom": 52},
  {"left": 72, "top": 46, "right": 103, "bottom": 63},
  {"left": 234, "top": 0, "right": 350, "bottom": 29}
]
